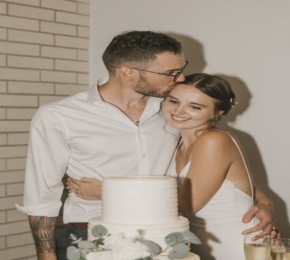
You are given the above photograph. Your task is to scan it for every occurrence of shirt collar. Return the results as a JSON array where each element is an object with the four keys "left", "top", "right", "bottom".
[
  {"left": 86, "top": 78, "right": 164, "bottom": 114},
  {"left": 86, "top": 77, "right": 109, "bottom": 103}
]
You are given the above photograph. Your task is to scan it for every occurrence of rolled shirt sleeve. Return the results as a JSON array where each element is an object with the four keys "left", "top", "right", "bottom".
[{"left": 16, "top": 106, "right": 70, "bottom": 216}]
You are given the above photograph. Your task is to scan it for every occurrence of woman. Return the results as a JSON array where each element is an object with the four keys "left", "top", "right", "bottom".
[
  {"left": 68, "top": 73, "right": 276, "bottom": 259},
  {"left": 163, "top": 73, "right": 256, "bottom": 260}
]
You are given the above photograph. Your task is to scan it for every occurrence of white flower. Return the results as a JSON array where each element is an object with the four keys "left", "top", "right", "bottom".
[
  {"left": 111, "top": 237, "right": 151, "bottom": 260},
  {"left": 104, "top": 233, "right": 125, "bottom": 249},
  {"left": 86, "top": 251, "right": 113, "bottom": 260}
]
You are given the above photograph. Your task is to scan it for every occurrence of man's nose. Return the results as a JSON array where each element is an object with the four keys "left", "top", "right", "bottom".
[{"left": 176, "top": 73, "right": 185, "bottom": 82}]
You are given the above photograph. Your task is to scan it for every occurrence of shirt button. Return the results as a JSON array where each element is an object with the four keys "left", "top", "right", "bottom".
[{"left": 142, "top": 154, "right": 146, "bottom": 157}]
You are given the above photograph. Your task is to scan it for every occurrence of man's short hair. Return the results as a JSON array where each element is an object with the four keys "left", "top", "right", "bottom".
[{"left": 102, "top": 31, "right": 182, "bottom": 75}]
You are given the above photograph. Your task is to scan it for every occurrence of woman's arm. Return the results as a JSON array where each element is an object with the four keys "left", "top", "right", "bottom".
[{"left": 178, "top": 131, "right": 234, "bottom": 213}]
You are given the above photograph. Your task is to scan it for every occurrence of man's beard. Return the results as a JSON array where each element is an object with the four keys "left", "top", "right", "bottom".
[{"left": 134, "top": 74, "right": 174, "bottom": 98}]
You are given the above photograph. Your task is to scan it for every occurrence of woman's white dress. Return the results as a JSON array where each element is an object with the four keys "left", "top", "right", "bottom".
[{"left": 167, "top": 131, "right": 256, "bottom": 260}]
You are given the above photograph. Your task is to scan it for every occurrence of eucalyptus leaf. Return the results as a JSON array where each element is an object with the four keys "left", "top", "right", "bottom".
[
  {"left": 168, "top": 243, "right": 189, "bottom": 259},
  {"left": 78, "top": 240, "right": 98, "bottom": 249},
  {"left": 165, "top": 232, "right": 184, "bottom": 246},
  {"left": 91, "top": 225, "right": 108, "bottom": 237},
  {"left": 182, "top": 231, "right": 201, "bottom": 245},
  {"left": 139, "top": 239, "right": 161, "bottom": 256},
  {"left": 67, "top": 246, "right": 81, "bottom": 260}
]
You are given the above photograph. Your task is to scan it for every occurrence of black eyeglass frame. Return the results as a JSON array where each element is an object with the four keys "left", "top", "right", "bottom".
[{"left": 132, "top": 60, "right": 188, "bottom": 82}]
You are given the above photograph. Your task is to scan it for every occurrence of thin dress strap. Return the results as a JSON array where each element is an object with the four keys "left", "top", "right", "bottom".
[{"left": 213, "top": 129, "right": 254, "bottom": 198}]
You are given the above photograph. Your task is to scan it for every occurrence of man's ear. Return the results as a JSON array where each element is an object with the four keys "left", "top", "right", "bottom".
[{"left": 117, "top": 66, "right": 137, "bottom": 82}]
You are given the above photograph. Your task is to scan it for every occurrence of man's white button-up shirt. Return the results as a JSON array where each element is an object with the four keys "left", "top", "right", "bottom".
[{"left": 17, "top": 79, "right": 180, "bottom": 223}]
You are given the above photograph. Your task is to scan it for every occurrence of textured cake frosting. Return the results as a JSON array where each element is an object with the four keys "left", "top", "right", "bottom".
[{"left": 88, "top": 176, "right": 199, "bottom": 260}]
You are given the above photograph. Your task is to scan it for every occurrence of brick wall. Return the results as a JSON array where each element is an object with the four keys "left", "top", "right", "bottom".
[{"left": 0, "top": 0, "right": 90, "bottom": 259}]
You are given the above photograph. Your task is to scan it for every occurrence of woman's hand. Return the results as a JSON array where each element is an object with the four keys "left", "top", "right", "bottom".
[{"left": 67, "top": 177, "right": 102, "bottom": 200}]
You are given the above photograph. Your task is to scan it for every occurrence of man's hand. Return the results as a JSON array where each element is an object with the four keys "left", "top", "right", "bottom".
[
  {"left": 67, "top": 177, "right": 102, "bottom": 200},
  {"left": 29, "top": 216, "right": 57, "bottom": 260},
  {"left": 242, "top": 187, "right": 276, "bottom": 239}
]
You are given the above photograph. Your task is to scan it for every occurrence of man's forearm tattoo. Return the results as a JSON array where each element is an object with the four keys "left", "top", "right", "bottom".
[{"left": 29, "top": 216, "right": 57, "bottom": 255}]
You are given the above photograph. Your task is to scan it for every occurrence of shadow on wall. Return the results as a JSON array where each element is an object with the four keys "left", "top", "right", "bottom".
[
  {"left": 166, "top": 32, "right": 206, "bottom": 74},
  {"left": 167, "top": 32, "right": 290, "bottom": 237}
]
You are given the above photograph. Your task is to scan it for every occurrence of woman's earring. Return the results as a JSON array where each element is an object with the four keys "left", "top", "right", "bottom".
[{"left": 209, "top": 117, "right": 216, "bottom": 122}]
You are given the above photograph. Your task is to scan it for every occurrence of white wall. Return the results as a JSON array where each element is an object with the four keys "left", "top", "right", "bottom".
[{"left": 90, "top": 0, "right": 290, "bottom": 236}]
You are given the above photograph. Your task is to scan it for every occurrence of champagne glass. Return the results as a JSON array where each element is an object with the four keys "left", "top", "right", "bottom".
[
  {"left": 244, "top": 234, "right": 270, "bottom": 260},
  {"left": 270, "top": 238, "right": 290, "bottom": 260}
]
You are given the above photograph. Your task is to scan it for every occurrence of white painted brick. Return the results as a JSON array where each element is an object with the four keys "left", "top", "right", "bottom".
[
  {"left": 7, "top": 209, "right": 27, "bottom": 222},
  {"left": 41, "top": 0, "right": 77, "bottom": 12},
  {"left": 55, "top": 35, "right": 89, "bottom": 49},
  {"left": 41, "top": 21, "right": 77, "bottom": 36},
  {"left": 7, "top": 232, "right": 34, "bottom": 247},
  {"left": 0, "top": 108, "right": 5, "bottom": 119},
  {"left": 7, "top": 158, "right": 26, "bottom": 171},
  {"left": 9, "top": 4, "right": 54, "bottom": 21},
  {"left": 0, "top": 185, "right": 5, "bottom": 197},
  {"left": 0, "top": 243, "right": 36, "bottom": 260},
  {"left": 55, "top": 59, "right": 88, "bottom": 73},
  {"left": 0, "top": 211, "right": 6, "bottom": 223},
  {"left": 0, "top": 41, "right": 40, "bottom": 56},
  {"left": 7, "top": 108, "right": 37, "bottom": 120},
  {"left": 8, "top": 133, "right": 29, "bottom": 145},
  {"left": 0, "top": 68, "right": 40, "bottom": 81},
  {"left": 1, "top": 0, "right": 40, "bottom": 6},
  {"left": 0, "top": 81, "right": 7, "bottom": 93},
  {"left": 0, "top": 2, "right": 7, "bottom": 14},
  {"left": 77, "top": 73, "right": 89, "bottom": 85},
  {"left": 41, "top": 70, "right": 77, "bottom": 83},
  {"left": 0, "top": 94, "right": 38, "bottom": 107},
  {"left": 7, "top": 182, "right": 24, "bottom": 195},
  {"left": 0, "top": 28, "right": 6, "bottom": 40},
  {"left": 0, "top": 134, "right": 7, "bottom": 145},
  {"left": 78, "top": 26, "right": 89, "bottom": 38},
  {"left": 8, "top": 82, "right": 54, "bottom": 95},
  {"left": 78, "top": 49, "right": 88, "bottom": 61},
  {"left": 0, "top": 121, "right": 31, "bottom": 133},
  {"left": 0, "top": 195, "right": 23, "bottom": 210},
  {"left": 39, "top": 95, "right": 65, "bottom": 106},
  {"left": 0, "top": 146, "right": 28, "bottom": 158},
  {"left": 0, "top": 236, "right": 4, "bottom": 249},
  {"left": 55, "top": 84, "right": 88, "bottom": 95},
  {"left": 0, "top": 170, "right": 25, "bottom": 184},
  {"left": 78, "top": 3, "right": 89, "bottom": 15},
  {"left": 41, "top": 46, "right": 77, "bottom": 60},
  {"left": 0, "top": 159, "right": 5, "bottom": 171},
  {"left": 0, "top": 14, "right": 39, "bottom": 31},
  {"left": 56, "top": 11, "right": 89, "bottom": 26},
  {"left": 9, "top": 30, "right": 54, "bottom": 45},
  {"left": 0, "top": 54, "right": 6, "bottom": 66},
  {"left": 8, "top": 56, "right": 54, "bottom": 70}
]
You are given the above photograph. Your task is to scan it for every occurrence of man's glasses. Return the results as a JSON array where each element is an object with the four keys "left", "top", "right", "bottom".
[{"left": 132, "top": 61, "right": 188, "bottom": 82}]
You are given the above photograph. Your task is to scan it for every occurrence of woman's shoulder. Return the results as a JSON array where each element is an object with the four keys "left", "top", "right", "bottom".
[{"left": 195, "top": 129, "right": 237, "bottom": 149}]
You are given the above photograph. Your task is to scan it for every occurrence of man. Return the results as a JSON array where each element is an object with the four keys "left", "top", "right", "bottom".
[{"left": 17, "top": 31, "right": 274, "bottom": 260}]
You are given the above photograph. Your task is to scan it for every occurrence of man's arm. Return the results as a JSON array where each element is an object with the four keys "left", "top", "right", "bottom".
[
  {"left": 242, "top": 187, "right": 274, "bottom": 238},
  {"left": 29, "top": 216, "right": 57, "bottom": 260}
]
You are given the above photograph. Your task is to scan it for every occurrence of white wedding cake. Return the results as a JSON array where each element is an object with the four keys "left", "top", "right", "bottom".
[{"left": 87, "top": 176, "right": 200, "bottom": 260}]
